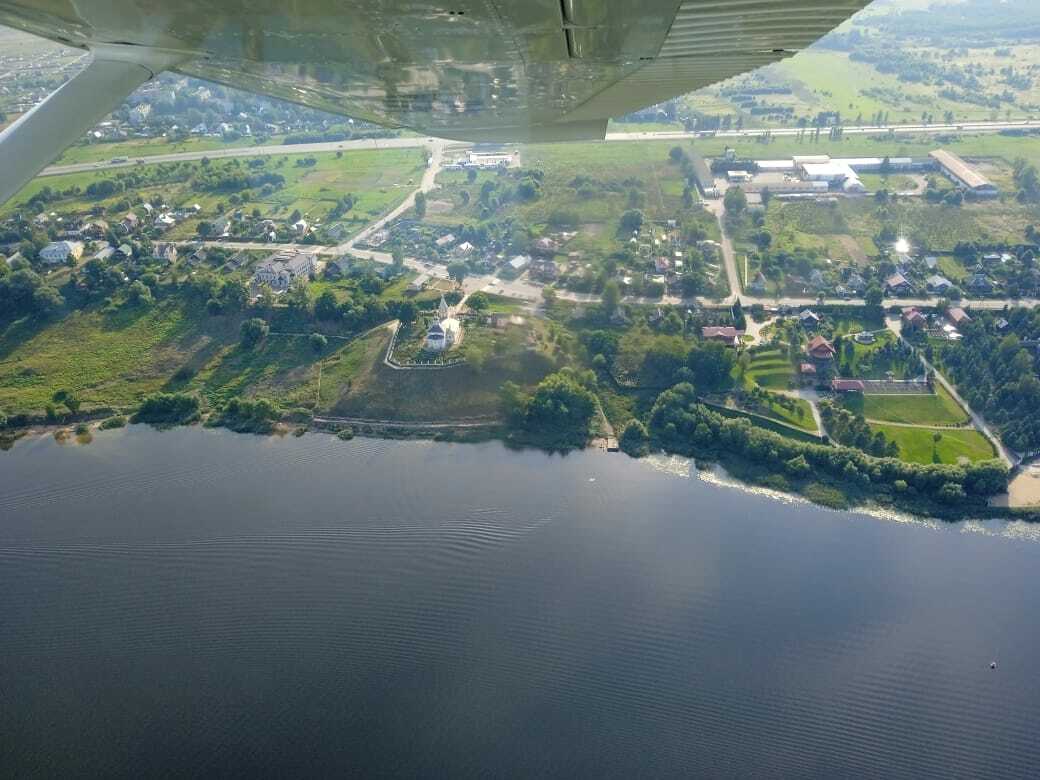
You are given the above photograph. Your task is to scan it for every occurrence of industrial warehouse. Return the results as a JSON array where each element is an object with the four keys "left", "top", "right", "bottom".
[{"left": 703, "top": 148, "right": 998, "bottom": 199}]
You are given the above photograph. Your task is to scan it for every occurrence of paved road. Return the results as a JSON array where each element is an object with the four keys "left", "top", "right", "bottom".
[
  {"left": 38, "top": 117, "right": 1040, "bottom": 178},
  {"left": 704, "top": 200, "right": 741, "bottom": 300},
  {"left": 40, "top": 136, "right": 457, "bottom": 177}
]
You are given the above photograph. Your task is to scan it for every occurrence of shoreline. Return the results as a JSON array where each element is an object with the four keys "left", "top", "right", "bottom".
[{"left": 6, "top": 414, "right": 1040, "bottom": 524}]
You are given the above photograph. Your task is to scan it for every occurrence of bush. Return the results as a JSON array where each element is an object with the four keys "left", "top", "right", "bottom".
[
  {"left": 240, "top": 317, "right": 270, "bottom": 348},
  {"left": 309, "top": 332, "right": 328, "bottom": 352},
  {"left": 133, "top": 392, "right": 200, "bottom": 426},
  {"left": 99, "top": 415, "right": 127, "bottom": 430},
  {"left": 214, "top": 397, "right": 280, "bottom": 434}
]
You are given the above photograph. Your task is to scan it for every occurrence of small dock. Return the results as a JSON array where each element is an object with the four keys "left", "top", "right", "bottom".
[{"left": 591, "top": 400, "right": 619, "bottom": 453}]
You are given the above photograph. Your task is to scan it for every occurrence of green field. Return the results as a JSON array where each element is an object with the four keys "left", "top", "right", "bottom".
[
  {"left": 325, "top": 321, "right": 556, "bottom": 421},
  {"left": 870, "top": 423, "right": 995, "bottom": 464},
  {"left": 846, "top": 385, "right": 968, "bottom": 425},
  {"left": 0, "top": 300, "right": 234, "bottom": 413},
  {"left": 430, "top": 139, "right": 691, "bottom": 229},
  {"left": 6, "top": 149, "right": 426, "bottom": 235},
  {"left": 756, "top": 396, "right": 818, "bottom": 433},
  {"left": 0, "top": 296, "right": 391, "bottom": 417}
]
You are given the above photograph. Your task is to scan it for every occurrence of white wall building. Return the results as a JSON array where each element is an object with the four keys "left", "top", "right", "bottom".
[
  {"left": 425, "top": 296, "right": 462, "bottom": 351},
  {"left": 39, "top": 240, "right": 84, "bottom": 265},
  {"left": 251, "top": 250, "right": 316, "bottom": 291}
]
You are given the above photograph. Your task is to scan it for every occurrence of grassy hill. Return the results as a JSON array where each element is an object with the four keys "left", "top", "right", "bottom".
[{"left": 322, "top": 323, "right": 556, "bottom": 421}]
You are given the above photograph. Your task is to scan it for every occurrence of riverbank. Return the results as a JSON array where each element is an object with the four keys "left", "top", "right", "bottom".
[{"left": 7, "top": 409, "right": 1037, "bottom": 523}]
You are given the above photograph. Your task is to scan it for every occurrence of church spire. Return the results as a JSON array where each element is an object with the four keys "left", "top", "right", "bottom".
[{"left": 438, "top": 294, "right": 449, "bottom": 319}]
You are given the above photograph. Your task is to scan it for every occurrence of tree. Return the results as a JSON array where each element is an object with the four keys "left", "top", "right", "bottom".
[
  {"left": 220, "top": 279, "right": 249, "bottom": 312},
  {"left": 397, "top": 300, "right": 418, "bottom": 325},
  {"left": 309, "top": 332, "right": 328, "bottom": 352},
  {"left": 601, "top": 279, "right": 621, "bottom": 317},
  {"left": 256, "top": 284, "right": 275, "bottom": 314},
  {"left": 314, "top": 289, "right": 340, "bottom": 321},
  {"left": 285, "top": 281, "right": 311, "bottom": 316},
  {"left": 619, "top": 419, "right": 651, "bottom": 457},
  {"left": 724, "top": 186, "right": 747, "bottom": 215},
  {"left": 619, "top": 209, "right": 643, "bottom": 234},
  {"left": 240, "top": 317, "right": 269, "bottom": 348},
  {"left": 687, "top": 341, "right": 736, "bottom": 390},
  {"left": 413, "top": 191, "right": 427, "bottom": 219},
  {"left": 126, "top": 280, "right": 153, "bottom": 306},
  {"left": 731, "top": 297, "right": 746, "bottom": 330},
  {"left": 521, "top": 371, "right": 598, "bottom": 445},
  {"left": 31, "top": 284, "right": 64, "bottom": 316},
  {"left": 467, "top": 291, "right": 489, "bottom": 311},
  {"left": 865, "top": 285, "right": 883, "bottom": 307},
  {"left": 447, "top": 262, "right": 468, "bottom": 284},
  {"left": 391, "top": 247, "right": 405, "bottom": 271}
]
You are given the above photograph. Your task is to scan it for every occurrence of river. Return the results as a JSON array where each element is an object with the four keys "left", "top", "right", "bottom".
[{"left": 3, "top": 426, "right": 1040, "bottom": 777}]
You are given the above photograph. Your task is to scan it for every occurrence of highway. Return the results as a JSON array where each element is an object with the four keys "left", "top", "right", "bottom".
[{"left": 37, "top": 117, "right": 1040, "bottom": 178}]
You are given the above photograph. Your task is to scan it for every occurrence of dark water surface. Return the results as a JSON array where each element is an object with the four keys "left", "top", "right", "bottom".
[{"left": 3, "top": 426, "right": 1040, "bottom": 778}]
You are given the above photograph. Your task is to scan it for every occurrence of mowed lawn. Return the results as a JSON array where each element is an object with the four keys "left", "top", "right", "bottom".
[
  {"left": 871, "top": 424, "right": 995, "bottom": 465},
  {"left": 757, "top": 396, "right": 818, "bottom": 433},
  {"left": 846, "top": 385, "right": 969, "bottom": 425}
]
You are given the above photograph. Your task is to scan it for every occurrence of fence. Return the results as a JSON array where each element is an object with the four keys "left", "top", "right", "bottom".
[
  {"left": 857, "top": 379, "right": 930, "bottom": 394},
  {"left": 384, "top": 321, "right": 467, "bottom": 370}
]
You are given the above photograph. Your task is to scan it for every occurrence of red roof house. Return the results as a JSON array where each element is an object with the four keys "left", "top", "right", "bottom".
[
  {"left": 702, "top": 326, "right": 740, "bottom": 347},
  {"left": 831, "top": 379, "right": 866, "bottom": 393},
  {"left": 806, "top": 335, "right": 837, "bottom": 361}
]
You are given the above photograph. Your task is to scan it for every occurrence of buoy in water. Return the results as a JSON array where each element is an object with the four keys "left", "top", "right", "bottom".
[{"left": 990, "top": 661, "right": 998, "bottom": 670}]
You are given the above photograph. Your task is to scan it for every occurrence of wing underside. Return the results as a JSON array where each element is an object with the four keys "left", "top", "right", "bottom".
[
  {"left": 0, "top": 0, "right": 871, "bottom": 203},
  {"left": 0, "top": 0, "right": 872, "bottom": 140}
]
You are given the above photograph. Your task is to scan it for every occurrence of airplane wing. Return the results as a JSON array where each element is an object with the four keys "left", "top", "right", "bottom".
[{"left": 0, "top": 0, "right": 871, "bottom": 204}]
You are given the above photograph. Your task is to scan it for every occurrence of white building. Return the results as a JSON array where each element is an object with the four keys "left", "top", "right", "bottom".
[
  {"left": 466, "top": 151, "right": 514, "bottom": 169},
  {"left": 508, "top": 254, "right": 531, "bottom": 272},
  {"left": 251, "top": 250, "right": 316, "bottom": 291},
  {"left": 425, "top": 295, "right": 462, "bottom": 351},
  {"left": 799, "top": 161, "right": 865, "bottom": 193},
  {"left": 39, "top": 240, "right": 84, "bottom": 265},
  {"left": 128, "top": 103, "right": 152, "bottom": 126}
]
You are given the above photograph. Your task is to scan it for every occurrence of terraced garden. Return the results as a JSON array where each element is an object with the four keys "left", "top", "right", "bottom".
[{"left": 744, "top": 347, "right": 795, "bottom": 390}]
